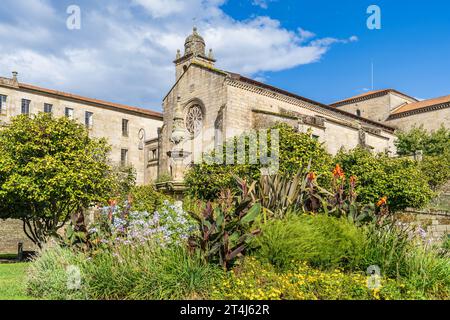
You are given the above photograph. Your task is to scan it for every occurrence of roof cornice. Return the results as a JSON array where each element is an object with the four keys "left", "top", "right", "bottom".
[
  {"left": 387, "top": 101, "right": 450, "bottom": 120},
  {"left": 227, "top": 76, "right": 395, "bottom": 132},
  {"left": 331, "top": 89, "right": 418, "bottom": 107}
]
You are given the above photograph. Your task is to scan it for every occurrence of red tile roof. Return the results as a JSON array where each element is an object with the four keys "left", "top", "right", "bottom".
[
  {"left": 390, "top": 94, "right": 450, "bottom": 116},
  {"left": 331, "top": 89, "right": 418, "bottom": 107},
  {"left": 17, "top": 82, "right": 163, "bottom": 119}
]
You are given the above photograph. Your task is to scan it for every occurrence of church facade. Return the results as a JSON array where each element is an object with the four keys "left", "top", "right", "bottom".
[{"left": 155, "top": 28, "right": 397, "bottom": 182}]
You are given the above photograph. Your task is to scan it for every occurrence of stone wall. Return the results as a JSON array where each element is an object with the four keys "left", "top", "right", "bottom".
[
  {"left": 0, "top": 219, "right": 37, "bottom": 254},
  {"left": 386, "top": 107, "right": 450, "bottom": 132},
  {"left": 397, "top": 209, "right": 450, "bottom": 243},
  {"left": 335, "top": 92, "right": 415, "bottom": 123}
]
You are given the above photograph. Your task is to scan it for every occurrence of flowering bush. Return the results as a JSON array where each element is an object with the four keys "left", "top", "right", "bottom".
[
  {"left": 89, "top": 200, "right": 197, "bottom": 247},
  {"left": 211, "top": 257, "right": 423, "bottom": 300}
]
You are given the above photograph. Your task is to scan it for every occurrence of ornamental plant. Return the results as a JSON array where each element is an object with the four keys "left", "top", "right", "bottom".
[
  {"left": 334, "top": 147, "right": 433, "bottom": 212},
  {"left": 185, "top": 123, "right": 333, "bottom": 201},
  {"left": 188, "top": 180, "right": 262, "bottom": 270},
  {"left": 0, "top": 113, "right": 113, "bottom": 247},
  {"left": 89, "top": 200, "right": 197, "bottom": 248}
]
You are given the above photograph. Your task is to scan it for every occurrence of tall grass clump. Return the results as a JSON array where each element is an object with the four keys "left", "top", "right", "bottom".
[
  {"left": 361, "top": 222, "right": 450, "bottom": 299},
  {"left": 252, "top": 214, "right": 366, "bottom": 270},
  {"left": 85, "top": 242, "right": 222, "bottom": 300}
]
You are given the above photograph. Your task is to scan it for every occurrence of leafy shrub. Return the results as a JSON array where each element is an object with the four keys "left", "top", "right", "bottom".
[
  {"left": 395, "top": 125, "right": 450, "bottom": 156},
  {"left": 185, "top": 123, "right": 333, "bottom": 200},
  {"left": 127, "top": 184, "right": 170, "bottom": 214},
  {"left": 212, "top": 257, "right": 421, "bottom": 300},
  {"left": 419, "top": 154, "right": 450, "bottom": 191},
  {"left": 335, "top": 147, "right": 433, "bottom": 212},
  {"left": 252, "top": 214, "right": 366, "bottom": 270}
]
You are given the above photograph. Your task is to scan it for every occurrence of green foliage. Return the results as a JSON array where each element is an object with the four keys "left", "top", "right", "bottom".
[
  {"left": 361, "top": 221, "right": 450, "bottom": 298},
  {"left": 242, "top": 168, "right": 315, "bottom": 219},
  {"left": 419, "top": 153, "right": 450, "bottom": 190},
  {"left": 128, "top": 184, "right": 170, "bottom": 213},
  {"left": 188, "top": 183, "right": 262, "bottom": 270},
  {"left": 252, "top": 214, "right": 366, "bottom": 271},
  {"left": 27, "top": 244, "right": 88, "bottom": 300},
  {"left": 395, "top": 125, "right": 450, "bottom": 156},
  {"left": 185, "top": 123, "right": 333, "bottom": 200},
  {"left": 108, "top": 164, "right": 137, "bottom": 200},
  {"left": 27, "top": 243, "right": 222, "bottom": 300},
  {"left": 395, "top": 125, "right": 450, "bottom": 191},
  {"left": 335, "top": 147, "right": 434, "bottom": 212},
  {"left": 0, "top": 113, "right": 114, "bottom": 247},
  {"left": 213, "top": 257, "right": 423, "bottom": 300}
]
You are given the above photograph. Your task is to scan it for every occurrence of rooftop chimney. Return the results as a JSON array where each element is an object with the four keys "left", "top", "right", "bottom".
[{"left": 12, "top": 71, "right": 18, "bottom": 82}]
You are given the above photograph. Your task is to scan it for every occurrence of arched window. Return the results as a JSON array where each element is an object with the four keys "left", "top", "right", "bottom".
[
  {"left": 356, "top": 109, "right": 361, "bottom": 117},
  {"left": 185, "top": 104, "right": 203, "bottom": 138}
]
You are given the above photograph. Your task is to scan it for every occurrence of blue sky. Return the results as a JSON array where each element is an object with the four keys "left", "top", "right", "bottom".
[{"left": 0, "top": 0, "right": 449, "bottom": 111}]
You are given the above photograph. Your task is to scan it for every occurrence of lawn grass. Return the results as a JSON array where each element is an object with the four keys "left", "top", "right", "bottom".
[{"left": 0, "top": 263, "right": 31, "bottom": 300}]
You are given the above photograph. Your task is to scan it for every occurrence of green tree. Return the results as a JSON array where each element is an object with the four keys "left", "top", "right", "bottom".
[
  {"left": 0, "top": 113, "right": 114, "bottom": 247},
  {"left": 185, "top": 123, "right": 333, "bottom": 200},
  {"left": 395, "top": 125, "right": 450, "bottom": 156},
  {"left": 395, "top": 125, "right": 450, "bottom": 190},
  {"left": 335, "top": 147, "right": 434, "bottom": 212}
]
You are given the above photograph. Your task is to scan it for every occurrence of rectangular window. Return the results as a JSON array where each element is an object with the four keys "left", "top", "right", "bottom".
[
  {"left": 122, "top": 119, "right": 129, "bottom": 137},
  {"left": 21, "top": 99, "right": 31, "bottom": 115},
  {"left": 0, "top": 95, "right": 6, "bottom": 114},
  {"left": 65, "top": 107, "right": 74, "bottom": 119},
  {"left": 121, "top": 149, "right": 128, "bottom": 166},
  {"left": 44, "top": 103, "right": 53, "bottom": 114},
  {"left": 85, "top": 111, "right": 94, "bottom": 129}
]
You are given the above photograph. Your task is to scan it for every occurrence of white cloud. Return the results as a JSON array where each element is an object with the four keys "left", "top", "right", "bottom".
[
  {"left": 252, "top": 0, "right": 276, "bottom": 9},
  {"left": 0, "top": 0, "right": 358, "bottom": 109}
]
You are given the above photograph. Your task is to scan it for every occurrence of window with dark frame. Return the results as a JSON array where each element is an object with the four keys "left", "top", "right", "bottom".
[
  {"left": 356, "top": 109, "right": 361, "bottom": 117},
  {"left": 0, "top": 95, "right": 6, "bottom": 114},
  {"left": 65, "top": 107, "right": 74, "bottom": 119},
  {"left": 121, "top": 149, "right": 128, "bottom": 166},
  {"left": 85, "top": 111, "right": 94, "bottom": 129},
  {"left": 122, "top": 119, "right": 129, "bottom": 137},
  {"left": 44, "top": 103, "right": 53, "bottom": 114},
  {"left": 21, "top": 99, "right": 31, "bottom": 115}
]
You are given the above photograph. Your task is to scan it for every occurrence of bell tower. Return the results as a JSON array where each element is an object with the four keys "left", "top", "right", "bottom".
[{"left": 174, "top": 27, "right": 216, "bottom": 81}]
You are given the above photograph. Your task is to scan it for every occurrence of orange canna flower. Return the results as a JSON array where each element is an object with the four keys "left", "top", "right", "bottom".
[
  {"left": 376, "top": 196, "right": 388, "bottom": 207},
  {"left": 333, "top": 164, "right": 345, "bottom": 179},
  {"left": 350, "top": 175, "right": 357, "bottom": 184},
  {"left": 307, "top": 172, "right": 317, "bottom": 181}
]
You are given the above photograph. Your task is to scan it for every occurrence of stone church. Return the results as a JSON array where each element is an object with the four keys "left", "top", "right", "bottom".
[
  {"left": 154, "top": 28, "right": 398, "bottom": 185},
  {"left": 1, "top": 27, "right": 448, "bottom": 253}
]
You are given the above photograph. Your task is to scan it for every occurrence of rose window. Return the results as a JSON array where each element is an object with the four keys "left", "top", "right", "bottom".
[{"left": 185, "top": 105, "right": 203, "bottom": 137}]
